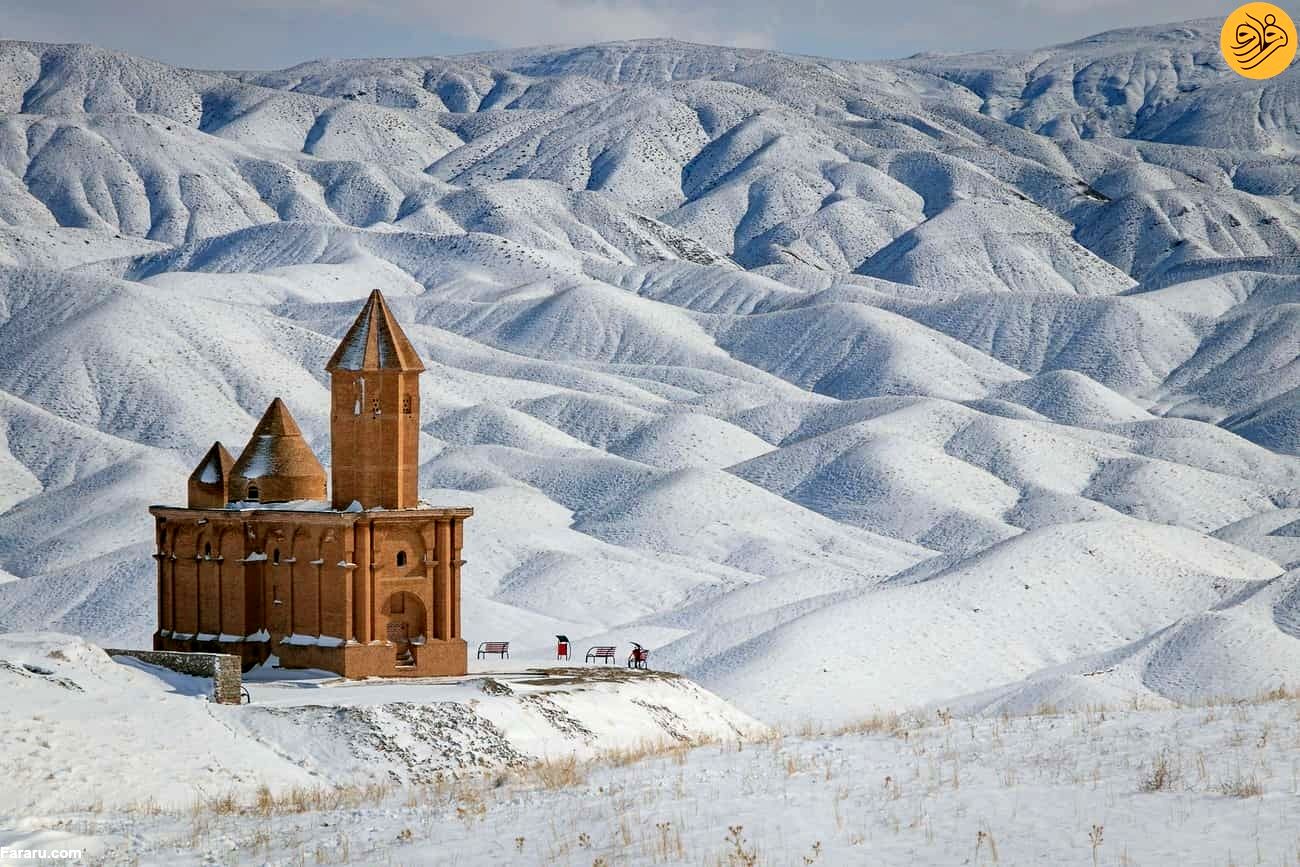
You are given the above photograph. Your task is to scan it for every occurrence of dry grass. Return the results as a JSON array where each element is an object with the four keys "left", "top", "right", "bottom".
[
  {"left": 1258, "top": 685, "right": 1297, "bottom": 703},
  {"left": 1138, "top": 750, "right": 1181, "bottom": 793},
  {"left": 824, "top": 711, "right": 923, "bottom": 739},
  {"left": 974, "top": 828, "right": 999, "bottom": 865},
  {"left": 774, "top": 688, "right": 1300, "bottom": 749},
  {"left": 454, "top": 788, "right": 488, "bottom": 823},
  {"left": 200, "top": 791, "right": 239, "bottom": 815},
  {"left": 248, "top": 825, "right": 270, "bottom": 852},
  {"left": 796, "top": 682, "right": 1300, "bottom": 745},
  {"left": 1088, "top": 824, "right": 1104, "bottom": 866},
  {"left": 1217, "top": 772, "right": 1264, "bottom": 799},
  {"left": 1191, "top": 684, "right": 1300, "bottom": 710},
  {"left": 102, "top": 687, "right": 1300, "bottom": 864},
  {"left": 184, "top": 768, "right": 634, "bottom": 831},
  {"left": 519, "top": 735, "right": 727, "bottom": 795},
  {"left": 125, "top": 796, "right": 161, "bottom": 816},
  {"left": 720, "top": 825, "right": 759, "bottom": 866},
  {"left": 530, "top": 754, "right": 587, "bottom": 789},
  {"left": 184, "top": 780, "right": 393, "bottom": 820},
  {"left": 603, "top": 736, "right": 713, "bottom": 767},
  {"left": 651, "top": 821, "right": 685, "bottom": 862},
  {"left": 774, "top": 711, "right": 919, "bottom": 741}
]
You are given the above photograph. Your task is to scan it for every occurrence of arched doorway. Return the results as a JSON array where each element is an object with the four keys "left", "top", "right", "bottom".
[{"left": 382, "top": 591, "right": 426, "bottom": 669}]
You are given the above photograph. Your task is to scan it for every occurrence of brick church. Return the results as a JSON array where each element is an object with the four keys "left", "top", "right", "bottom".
[{"left": 149, "top": 291, "right": 471, "bottom": 677}]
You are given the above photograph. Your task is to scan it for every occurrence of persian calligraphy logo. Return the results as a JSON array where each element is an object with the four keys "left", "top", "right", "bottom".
[{"left": 1221, "top": 3, "right": 1297, "bottom": 79}]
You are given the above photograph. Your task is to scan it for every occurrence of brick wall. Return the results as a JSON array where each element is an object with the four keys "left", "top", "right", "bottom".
[{"left": 105, "top": 648, "right": 244, "bottom": 705}]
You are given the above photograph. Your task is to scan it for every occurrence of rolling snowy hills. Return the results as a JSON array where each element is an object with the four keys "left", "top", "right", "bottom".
[{"left": 2, "top": 19, "right": 1300, "bottom": 722}]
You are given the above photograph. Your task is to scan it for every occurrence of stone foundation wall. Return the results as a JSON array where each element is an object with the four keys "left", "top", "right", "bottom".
[
  {"left": 277, "top": 638, "right": 467, "bottom": 678},
  {"left": 105, "top": 648, "right": 243, "bottom": 704},
  {"left": 154, "top": 632, "right": 270, "bottom": 672}
]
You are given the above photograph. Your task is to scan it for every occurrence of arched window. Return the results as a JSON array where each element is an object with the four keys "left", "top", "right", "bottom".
[
  {"left": 203, "top": 542, "right": 212, "bottom": 558},
  {"left": 396, "top": 550, "right": 407, "bottom": 567},
  {"left": 247, "top": 484, "right": 260, "bottom": 501},
  {"left": 273, "top": 548, "right": 281, "bottom": 565}
]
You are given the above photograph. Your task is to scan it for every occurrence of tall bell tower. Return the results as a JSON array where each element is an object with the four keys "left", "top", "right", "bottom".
[{"left": 326, "top": 290, "right": 425, "bottom": 510}]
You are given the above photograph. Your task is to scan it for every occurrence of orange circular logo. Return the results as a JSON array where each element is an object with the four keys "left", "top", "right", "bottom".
[{"left": 1221, "top": 3, "right": 1297, "bottom": 78}]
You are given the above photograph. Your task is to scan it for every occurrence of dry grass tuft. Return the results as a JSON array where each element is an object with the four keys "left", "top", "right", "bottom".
[
  {"left": 1217, "top": 772, "right": 1264, "bottom": 799},
  {"left": 974, "top": 828, "right": 999, "bottom": 864},
  {"left": 531, "top": 754, "right": 587, "bottom": 789},
  {"left": 830, "top": 711, "right": 920, "bottom": 739},
  {"left": 651, "top": 821, "right": 685, "bottom": 862},
  {"left": 1138, "top": 751, "right": 1180, "bottom": 793},
  {"left": 721, "top": 825, "right": 759, "bottom": 866},
  {"left": 603, "top": 736, "right": 713, "bottom": 767},
  {"left": 1258, "top": 684, "right": 1296, "bottom": 703},
  {"left": 185, "top": 781, "right": 392, "bottom": 820}
]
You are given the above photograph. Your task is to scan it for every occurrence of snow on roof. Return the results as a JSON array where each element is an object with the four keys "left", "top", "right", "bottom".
[
  {"left": 218, "top": 498, "right": 443, "bottom": 513},
  {"left": 325, "top": 289, "right": 425, "bottom": 373},
  {"left": 188, "top": 441, "right": 234, "bottom": 487},
  {"left": 229, "top": 399, "right": 326, "bottom": 500},
  {"left": 225, "top": 499, "right": 332, "bottom": 512},
  {"left": 234, "top": 433, "right": 277, "bottom": 480}
]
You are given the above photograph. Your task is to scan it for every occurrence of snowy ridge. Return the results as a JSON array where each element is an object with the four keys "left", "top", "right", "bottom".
[
  {"left": 1, "top": 23, "right": 1300, "bottom": 722},
  {"left": 0, "top": 633, "right": 763, "bottom": 818}
]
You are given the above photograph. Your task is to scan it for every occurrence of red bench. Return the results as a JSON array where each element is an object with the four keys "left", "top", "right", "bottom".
[
  {"left": 585, "top": 645, "right": 616, "bottom": 664},
  {"left": 627, "top": 643, "right": 649, "bottom": 670},
  {"left": 477, "top": 641, "right": 509, "bottom": 659}
]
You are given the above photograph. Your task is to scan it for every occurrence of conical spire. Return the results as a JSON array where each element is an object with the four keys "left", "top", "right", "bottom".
[
  {"left": 228, "top": 399, "right": 327, "bottom": 504},
  {"left": 325, "top": 290, "right": 425, "bottom": 373},
  {"left": 187, "top": 441, "right": 235, "bottom": 508},
  {"left": 246, "top": 397, "right": 303, "bottom": 438}
]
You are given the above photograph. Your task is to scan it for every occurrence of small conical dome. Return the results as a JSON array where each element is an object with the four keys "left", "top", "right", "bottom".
[
  {"left": 325, "top": 290, "right": 425, "bottom": 373},
  {"left": 187, "top": 441, "right": 235, "bottom": 508},
  {"left": 228, "top": 399, "right": 327, "bottom": 504}
]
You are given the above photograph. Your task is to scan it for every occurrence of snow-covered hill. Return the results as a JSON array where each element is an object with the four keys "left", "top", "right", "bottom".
[
  {"left": 0, "top": 633, "right": 762, "bottom": 816},
  {"left": 7, "top": 632, "right": 1300, "bottom": 865},
  {"left": 2, "top": 21, "right": 1300, "bottom": 722}
]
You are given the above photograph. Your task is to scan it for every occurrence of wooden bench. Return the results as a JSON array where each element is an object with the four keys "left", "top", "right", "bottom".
[
  {"left": 477, "top": 641, "right": 510, "bottom": 659},
  {"left": 585, "top": 645, "right": 616, "bottom": 664},
  {"left": 627, "top": 644, "right": 649, "bottom": 670}
]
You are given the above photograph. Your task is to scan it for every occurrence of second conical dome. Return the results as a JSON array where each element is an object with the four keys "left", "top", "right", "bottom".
[{"left": 228, "top": 398, "right": 327, "bottom": 504}]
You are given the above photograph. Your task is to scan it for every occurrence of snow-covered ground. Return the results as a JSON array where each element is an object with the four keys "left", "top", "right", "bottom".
[
  {"left": 0, "top": 634, "right": 761, "bottom": 819},
  {"left": 5, "top": 630, "right": 1299, "bottom": 864}
]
